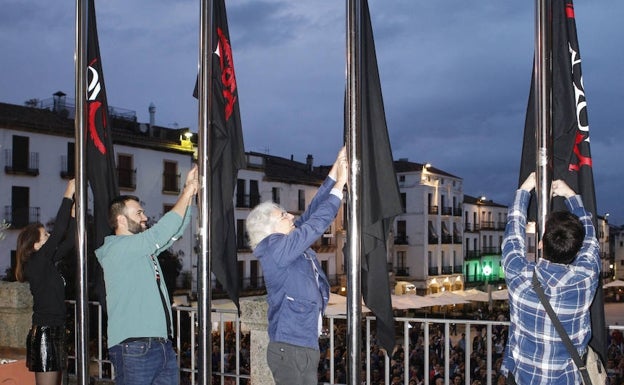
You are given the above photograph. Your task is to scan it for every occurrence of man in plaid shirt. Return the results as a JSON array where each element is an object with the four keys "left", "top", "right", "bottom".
[{"left": 501, "top": 173, "right": 600, "bottom": 384}]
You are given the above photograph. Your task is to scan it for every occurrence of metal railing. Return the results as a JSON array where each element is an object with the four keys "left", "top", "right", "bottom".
[
  {"left": 66, "top": 300, "right": 622, "bottom": 385},
  {"left": 4, "top": 206, "right": 41, "bottom": 228},
  {"left": 3, "top": 149, "right": 40, "bottom": 175}
]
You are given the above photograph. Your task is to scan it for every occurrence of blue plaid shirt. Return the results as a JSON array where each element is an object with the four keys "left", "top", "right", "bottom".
[{"left": 501, "top": 190, "right": 600, "bottom": 385}]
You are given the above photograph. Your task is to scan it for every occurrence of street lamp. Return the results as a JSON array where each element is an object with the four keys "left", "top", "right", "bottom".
[{"left": 483, "top": 264, "right": 492, "bottom": 310}]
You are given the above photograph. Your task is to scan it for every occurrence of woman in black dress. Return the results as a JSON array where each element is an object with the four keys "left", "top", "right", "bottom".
[{"left": 15, "top": 179, "right": 75, "bottom": 385}]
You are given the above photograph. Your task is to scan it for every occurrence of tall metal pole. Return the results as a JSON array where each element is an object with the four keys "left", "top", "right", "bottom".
[
  {"left": 534, "top": 0, "right": 552, "bottom": 248},
  {"left": 346, "top": 0, "right": 362, "bottom": 384},
  {"left": 197, "top": 0, "right": 214, "bottom": 384},
  {"left": 74, "top": 0, "right": 90, "bottom": 384}
]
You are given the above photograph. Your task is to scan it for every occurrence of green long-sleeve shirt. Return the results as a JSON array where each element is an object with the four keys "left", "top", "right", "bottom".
[{"left": 95, "top": 208, "right": 190, "bottom": 347}]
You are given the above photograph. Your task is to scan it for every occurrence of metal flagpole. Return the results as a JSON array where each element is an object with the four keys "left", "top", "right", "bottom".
[
  {"left": 74, "top": 0, "right": 90, "bottom": 384},
  {"left": 534, "top": 0, "right": 552, "bottom": 248},
  {"left": 197, "top": 0, "right": 214, "bottom": 384},
  {"left": 346, "top": 0, "right": 362, "bottom": 384}
]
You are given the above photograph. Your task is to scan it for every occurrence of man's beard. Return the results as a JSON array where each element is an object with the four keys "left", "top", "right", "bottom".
[{"left": 126, "top": 216, "right": 145, "bottom": 234}]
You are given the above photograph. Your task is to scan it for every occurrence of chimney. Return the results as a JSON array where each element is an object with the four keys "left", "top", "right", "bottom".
[
  {"left": 53, "top": 91, "right": 66, "bottom": 114},
  {"left": 306, "top": 154, "right": 313, "bottom": 171},
  {"left": 148, "top": 103, "right": 156, "bottom": 127}
]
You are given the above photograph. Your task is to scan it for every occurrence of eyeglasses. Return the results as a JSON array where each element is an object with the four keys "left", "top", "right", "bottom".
[{"left": 279, "top": 211, "right": 289, "bottom": 220}]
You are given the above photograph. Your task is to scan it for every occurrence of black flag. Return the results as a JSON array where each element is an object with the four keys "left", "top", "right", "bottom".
[
  {"left": 194, "top": 0, "right": 245, "bottom": 309},
  {"left": 518, "top": 0, "right": 605, "bottom": 360},
  {"left": 352, "top": 0, "right": 403, "bottom": 355},
  {"left": 86, "top": 0, "right": 119, "bottom": 309}
]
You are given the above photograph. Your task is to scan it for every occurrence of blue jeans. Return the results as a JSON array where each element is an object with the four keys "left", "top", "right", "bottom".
[{"left": 109, "top": 338, "right": 178, "bottom": 385}]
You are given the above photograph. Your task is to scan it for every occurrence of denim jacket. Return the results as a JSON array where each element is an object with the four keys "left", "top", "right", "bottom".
[{"left": 254, "top": 177, "right": 340, "bottom": 350}]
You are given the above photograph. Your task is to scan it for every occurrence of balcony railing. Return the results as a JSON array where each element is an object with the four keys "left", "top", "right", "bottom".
[
  {"left": 428, "top": 236, "right": 439, "bottom": 245},
  {"left": 239, "top": 276, "right": 265, "bottom": 290},
  {"left": 428, "top": 266, "right": 439, "bottom": 276},
  {"left": 395, "top": 267, "right": 410, "bottom": 276},
  {"left": 480, "top": 221, "right": 495, "bottom": 230},
  {"left": 236, "top": 194, "right": 261, "bottom": 208},
  {"left": 464, "top": 222, "right": 480, "bottom": 232},
  {"left": 441, "top": 265, "right": 453, "bottom": 274},
  {"left": 482, "top": 246, "right": 501, "bottom": 255},
  {"left": 453, "top": 206, "right": 462, "bottom": 216},
  {"left": 441, "top": 206, "right": 453, "bottom": 216},
  {"left": 4, "top": 206, "right": 40, "bottom": 228},
  {"left": 4, "top": 149, "right": 39, "bottom": 176},
  {"left": 453, "top": 264, "right": 464, "bottom": 274},
  {"left": 394, "top": 234, "right": 409, "bottom": 245},
  {"left": 428, "top": 205, "right": 439, "bottom": 215},
  {"left": 441, "top": 234, "right": 453, "bottom": 244},
  {"left": 465, "top": 250, "right": 481, "bottom": 259}
]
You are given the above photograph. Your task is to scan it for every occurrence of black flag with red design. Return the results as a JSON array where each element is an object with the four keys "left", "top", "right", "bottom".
[
  {"left": 87, "top": 0, "right": 119, "bottom": 309},
  {"left": 518, "top": 0, "right": 605, "bottom": 361},
  {"left": 194, "top": 0, "right": 245, "bottom": 309}
]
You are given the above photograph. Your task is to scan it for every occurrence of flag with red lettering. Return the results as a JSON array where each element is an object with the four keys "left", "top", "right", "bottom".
[
  {"left": 194, "top": 0, "right": 245, "bottom": 309},
  {"left": 518, "top": 0, "right": 605, "bottom": 361},
  {"left": 87, "top": 0, "right": 119, "bottom": 308},
  {"left": 348, "top": 0, "right": 403, "bottom": 355}
]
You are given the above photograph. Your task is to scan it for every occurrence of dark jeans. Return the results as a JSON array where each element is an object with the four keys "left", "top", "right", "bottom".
[
  {"left": 109, "top": 338, "right": 178, "bottom": 385},
  {"left": 267, "top": 341, "right": 319, "bottom": 385}
]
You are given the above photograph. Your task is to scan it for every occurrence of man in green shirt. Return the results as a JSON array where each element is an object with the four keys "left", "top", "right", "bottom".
[{"left": 96, "top": 165, "right": 198, "bottom": 385}]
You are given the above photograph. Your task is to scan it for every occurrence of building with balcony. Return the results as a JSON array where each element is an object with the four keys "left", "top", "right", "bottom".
[
  {"left": 462, "top": 194, "right": 508, "bottom": 289},
  {"left": 0, "top": 94, "right": 346, "bottom": 298},
  {"left": 392, "top": 160, "right": 464, "bottom": 294},
  {"left": 0, "top": 94, "right": 197, "bottom": 281}
]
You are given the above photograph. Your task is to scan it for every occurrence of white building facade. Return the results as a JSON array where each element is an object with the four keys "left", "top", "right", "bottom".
[
  {"left": 392, "top": 160, "right": 464, "bottom": 294},
  {"left": 0, "top": 100, "right": 197, "bottom": 283}
]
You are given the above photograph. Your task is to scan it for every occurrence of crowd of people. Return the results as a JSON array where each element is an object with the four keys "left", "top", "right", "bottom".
[
  {"left": 194, "top": 305, "right": 624, "bottom": 385},
  {"left": 315, "top": 308, "right": 511, "bottom": 385}
]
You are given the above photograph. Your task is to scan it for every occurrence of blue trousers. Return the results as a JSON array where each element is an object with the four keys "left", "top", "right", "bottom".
[{"left": 109, "top": 338, "right": 178, "bottom": 385}]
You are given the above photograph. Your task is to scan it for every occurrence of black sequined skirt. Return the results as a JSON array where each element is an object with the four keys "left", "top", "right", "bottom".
[{"left": 26, "top": 325, "right": 67, "bottom": 372}]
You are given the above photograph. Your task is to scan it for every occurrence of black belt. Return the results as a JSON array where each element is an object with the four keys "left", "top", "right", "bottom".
[{"left": 121, "top": 337, "right": 169, "bottom": 344}]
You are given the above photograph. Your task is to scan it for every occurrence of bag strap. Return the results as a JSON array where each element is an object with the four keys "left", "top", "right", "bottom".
[{"left": 531, "top": 271, "right": 591, "bottom": 384}]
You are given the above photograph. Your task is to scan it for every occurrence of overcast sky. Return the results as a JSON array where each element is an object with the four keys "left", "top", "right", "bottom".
[{"left": 1, "top": 0, "right": 623, "bottom": 224}]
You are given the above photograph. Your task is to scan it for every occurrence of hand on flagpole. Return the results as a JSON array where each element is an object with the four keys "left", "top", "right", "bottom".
[
  {"left": 64, "top": 178, "right": 76, "bottom": 199},
  {"left": 183, "top": 164, "right": 199, "bottom": 196},
  {"left": 551, "top": 179, "right": 575, "bottom": 199},
  {"left": 520, "top": 172, "right": 536, "bottom": 192},
  {"left": 330, "top": 146, "right": 348, "bottom": 191}
]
